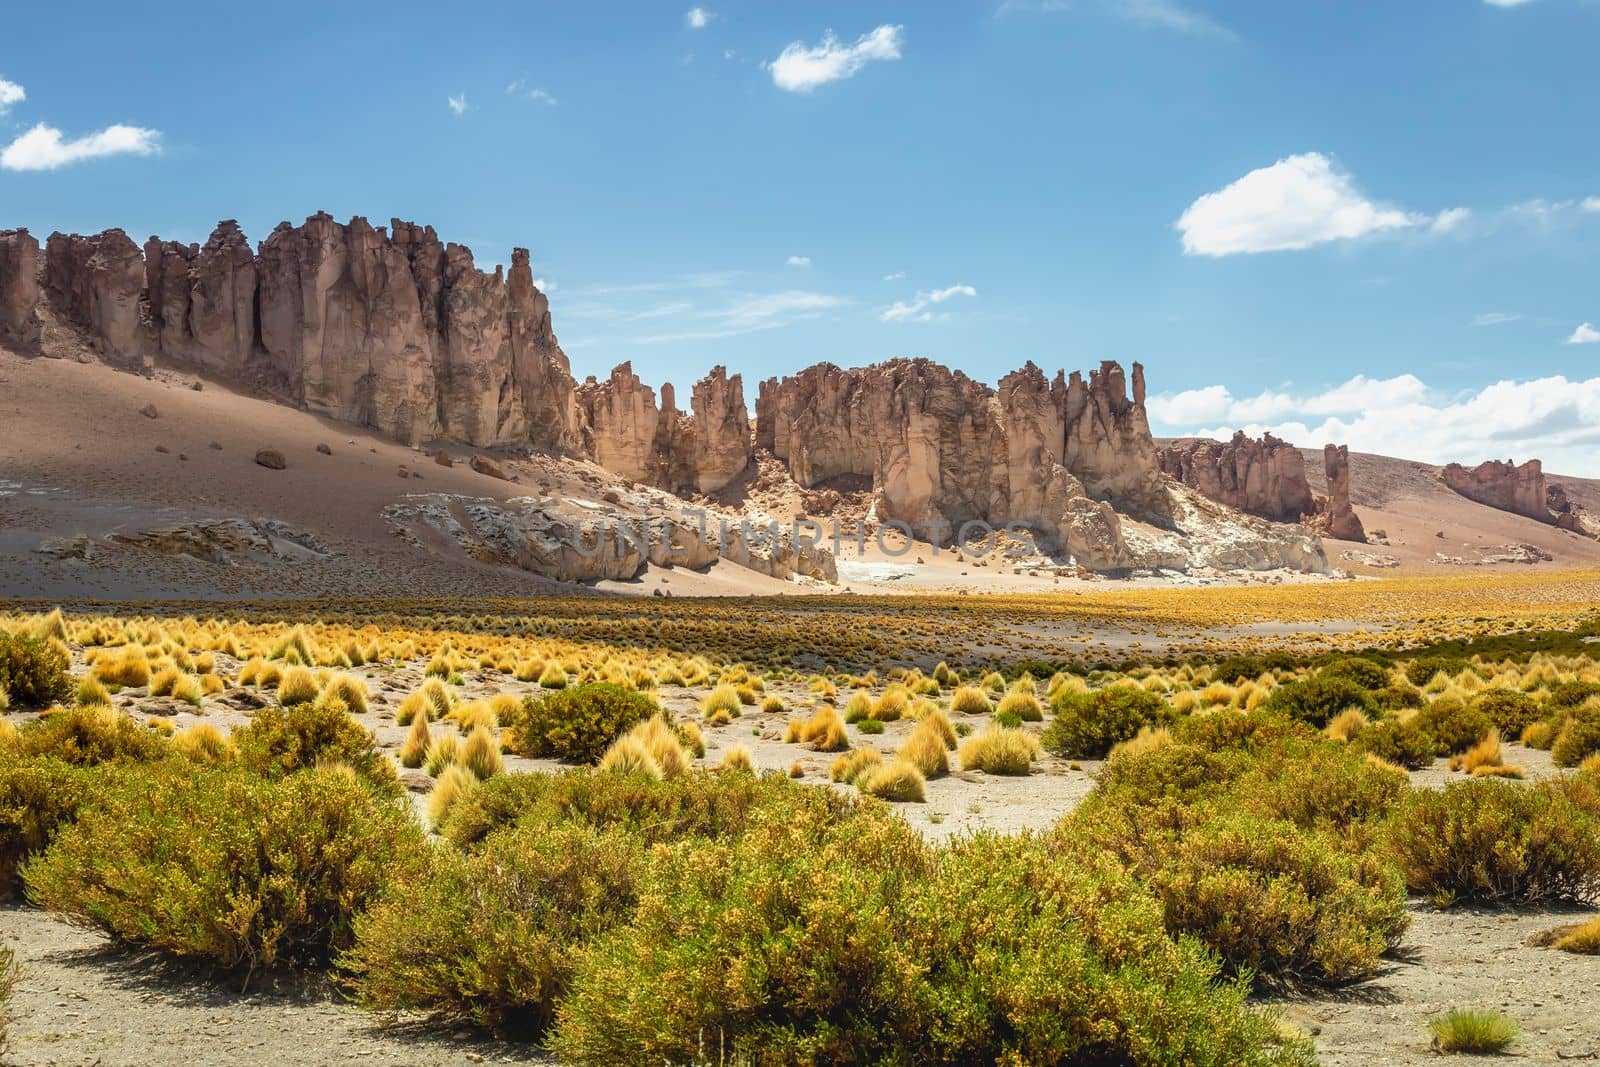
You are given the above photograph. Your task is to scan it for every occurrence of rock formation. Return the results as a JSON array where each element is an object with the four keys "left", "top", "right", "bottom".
[
  {"left": 1157, "top": 432, "right": 1315, "bottom": 523},
  {"left": 0, "top": 209, "right": 1338, "bottom": 578},
  {"left": 43, "top": 229, "right": 147, "bottom": 368},
  {"left": 576, "top": 363, "right": 752, "bottom": 496},
  {"left": 1307, "top": 444, "right": 1365, "bottom": 542},
  {"left": 0, "top": 229, "right": 41, "bottom": 349},
  {"left": 754, "top": 358, "right": 1146, "bottom": 570},
  {"left": 1440, "top": 459, "right": 1548, "bottom": 522}
]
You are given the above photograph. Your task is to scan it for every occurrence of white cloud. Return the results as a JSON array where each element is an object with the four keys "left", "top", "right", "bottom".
[
  {"left": 1582, "top": 197, "right": 1600, "bottom": 213},
  {"left": 769, "top": 25, "right": 903, "bottom": 93},
  {"left": 882, "top": 271, "right": 905, "bottom": 281},
  {"left": 1177, "top": 153, "right": 1428, "bottom": 256},
  {"left": 636, "top": 290, "right": 846, "bottom": 343},
  {"left": 1473, "top": 311, "right": 1521, "bottom": 327},
  {"left": 880, "top": 283, "right": 977, "bottom": 322},
  {"left": 1431, "top": 207, "right": 1471, "bottom": 233},
  {"left": 1484, "top": 0, "right": 1535, "bottom": 7},
  {"left": 1566, "top": 322, "right": 1600, "bottom": 345},
  {"left": 504, "top": 80, "right": 558, "bottom": 105},
  {"left": 1151, "top": 372, "right": 1600, "bottom": 476},
  {"left": 687, "top": 7, "right": 712, "bottom": 28},
  {"left": 527, "top": 88, "right": 557, "bottom": 106},
  {"left": 786, "top": 255, "right": 811, "bottom": 268},
  {"left": 0, "top": 76, "right": 23, "bottom": 114},
  {"left": 447, "top": 93, "right": 469, "bottom": 115},
  {"left": 0, "top": 123, "right": 161, "bottom": 172}
]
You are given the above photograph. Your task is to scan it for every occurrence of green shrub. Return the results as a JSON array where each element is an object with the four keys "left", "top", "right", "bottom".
[
  {"left": 1472, "top": 690, "right": 1542, "bottom": 736},
  {"left": 14, "top": 705, "right": 169, "bottom": 765},
  {"left": 1316, "top": 657, "right": 1390, "bottom": 691},
  {"left": 439, "top": 767, "right": 868, "bottom": 852},
  {"left": 1044, "top": 686, "right": 1170, "bottom": 758},
  {"left": 551, "top": 812, "right": 1307, "bottom": 1065},
  {"left": 1262, "top": 676, "right": 1375, "bottom": 728},
  {"left": 1547, "top": 681, "right": 1600, "bottom": 709},
  {"left": 1552, "top": 707, "right": 1600, "bottom": 768},
  {"left": 1060, "top": 799, "right": 1408, "bottom": 985},
  {"left": 1404, "top": 656, "right": 1469, "bottom": 687},
  {"left": 509, "top": 684, "right": 656, "bottom": 764},
  {"left": 1354, "top": 716, "right": 1435, "bottom": 769},
  {"left": 1172, "top": 708, "right": 1306, "bottom": 752},
  {"left": 0, "top": 631, "right": 70, "bottom": 708},
  {"left": 344, "top": 821, "right": 643, "bottom": 1035},
  {"left": 1236, "top": 743, "right": 1409, "bottom": 836},
  {"left": 1415, "top": 699, "right": 1493, "bottom": 756},
  {"left": 1387, "top": 778, "right": 1600, "bottom": 905},
  {"left": 0, "top": 755, "right": 97, "bottom": 899},
  {"left": 1373, "top": 681, "right": 1426, "bottom": 711},
  {"left": 24, "top": 763, "right": 424, "bottom": 970},
  {"left": 233, "top": 699, "right": 398, "bottom": 796},
  {"left": 1094, "top": 743, "right": 1249, "bottom": 808}
]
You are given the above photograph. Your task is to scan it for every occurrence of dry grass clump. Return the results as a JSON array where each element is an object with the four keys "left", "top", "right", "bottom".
[
  {"left": 1324, "top": 708, "right": 1369, "bottom": 743},
  {"left": 276, "top": 665, "right": 320, "bottom": 707},
  {"left": 760, "top": 695, "right": 785, "bottom": 714},
  {"left": 171, "top": 722, "right": 236, "bottom": 764},
  {"left": 319, "top": 674, "right": 369, "bottom": 715},
  {"left": 786, "top": 706, "right": 849, "bottom": 752},
  {"left": 861, "top": 759, "right": 926, "bottom": 802},
  {"left": 949, "top": 686, "right": 993, "bottom": 716},
  {"left": 958, "top": 725, "right": 1039, "bottom": 776},
  {"left": 897, "top": 718, "right": 951, "bottom": 778},
  {"left": 399, "top": 709, "right": 433, "bottom": 768},
  {"left": 75, "top": 675, "right": 112, "bottom": 708},
  {"left": 1449, "top": 730, "right": 1522, "bottom": 777},
  {"left": 94, "top": 646, "right": 151, "bottom": 688},
  {"left": 718, "top": 745, "right": 757, "bottom": 773},
  {"left": 1110, "top": 726, "right": 1173, "bottom": 759},
  {"left": 872, "top": 686, "right": 911, "bottom": 722},
  {"left": 994, "top": 690, "right": 1043, "bottom": 722},
  {"left": 424, "top": 733, "right": 462, "bottom": 776},
  {"left": 701, "top": 685, "right": 744, "bottom": 721},
  {"left": 829, "top": 747, "right": 883, "bottom": 786},
  {"left": 427, "top": 765, "right": 480, "bottom": 827},
  {"left": 842, "top": 691, "right": 874, "bottom": 723},
  {"left": 460, "top": 726, "right": 504, "bottom": 780},
  {"left": 1549, "top": 916, "right": 1600, "bottom": 954},
  {"left": 538, "top": 662, "right": 569, "bottom": 689},
  {"left": 1427, "top": 1009, "right": 1517, "bottom": 1054},
  {"left": 598, "top": 717, "right": 695, "bottom": 780}
]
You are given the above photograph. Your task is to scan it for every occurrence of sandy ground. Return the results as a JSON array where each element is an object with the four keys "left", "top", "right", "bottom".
[{"left": 1285, "top": 903, "right": 1600, "bottom": 1064}]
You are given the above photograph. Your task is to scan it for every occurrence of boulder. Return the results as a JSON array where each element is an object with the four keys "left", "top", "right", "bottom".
[
  {"left": 470, "top": 453, "right": 509, "bottom": 480},
  {"left": 254, "top": 448, "right": 287, "bottom": 470}
]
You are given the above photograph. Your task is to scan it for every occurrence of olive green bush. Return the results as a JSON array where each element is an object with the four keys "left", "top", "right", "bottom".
[
  {"left": 233, "top": 699, "right": 398, "bottom": 795},
  {"left": 1262, "top": 676, "right": 1375, "bottom": 728},
  {"left": 0, "top": 631, "right": 70, "bottom": 709},
  {"left": 1043, "top": 686, "right": 1171, "bottom": 758},
  {"left": 25, "top": 764, "right": 423, "bottom": 970},
  {"left": 1387, "top": 777, "right": 1600, "bottom": 905},
  {"left": 0, "top": 755, "right": 97, "bottom": 899},
  {"left": 508, "top": 683, "right": 657, "bottom": 764}
]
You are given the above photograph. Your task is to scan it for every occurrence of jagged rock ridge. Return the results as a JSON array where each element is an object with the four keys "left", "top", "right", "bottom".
[
  {"left": 1157, "top": 431, "right": 1314, "bottom": 523},
  {"left": 1, "top": 212, "right": 1332, "bottom": 575}
]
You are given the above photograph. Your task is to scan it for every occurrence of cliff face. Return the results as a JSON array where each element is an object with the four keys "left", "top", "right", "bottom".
[
  {"left": 1158, "top": 431, "right": 1315, "bottom": 523},
  {"left": 0, "top": 229, "right": 41, "bottom": 349},
  {"left": 1440, "top": 459, "right": 1550, "bottom": 522},
  {"left": 575, "top": 363, "right": 752, "bottom": 495},
  {"left": 754, "top": 357, "right": 1150, "bottom": 569}
]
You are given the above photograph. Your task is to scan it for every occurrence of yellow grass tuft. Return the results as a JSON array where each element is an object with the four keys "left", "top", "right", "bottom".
[
  {"left": 830, "top": 747, "right": 883, "bottom": 785},
  {"left": 897, "top": 718, "right": 951, "bottom": 778},
  {"left": 861, "top": 759, "right": 926, "bottom": 802},
  {"left": 426, "top": 765, "right": 479, "bottom": 828},
  {"left": 276, "top": 666, "right": 320, "bottom": 707},
  {"left": 701, "top": 685, "right": 744, "bottom": 720},
  {"left": 958, "top": 725, "right": 1039, "bottom": 776},
  {"left": 171, "top": 722, "right": 235, "bottom": 764},
  {"left": 718, "top": 745, "right": 757, "bottom": 773},
  {"left": 399, "top": 708, "right": 432, "bottom": 768},
  {"left": 995, "top": 690, "right": 1043, "bottom": 722},
  {"left": 789, "top": 705, "right": 850, "bottom": 752},
  {"left": 423, "top": 733, "right": 462, "bottom": 776},
  {"left": 949, "top": 686, "right": 993, "bottom": 716},
  {"left": 1110, "top": 725, "right": 1173, "bottom": 759},
  {"left": 460, "top": 725, "right": 505, "bottom": 779},
  {"left": 1324, "top": 708, "right": 1370, "bottom": 743}
]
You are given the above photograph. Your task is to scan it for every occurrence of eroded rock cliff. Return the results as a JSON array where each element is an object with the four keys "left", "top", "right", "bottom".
[
  {"left": 0, "top": 229, "right": 41, "bottom": 349},
  {"left": 1158, "top": 431, "right": 1314, "bottom": 523},
  {"left": 1307, "top": 444, "right": 1366, "bottom": 542}
]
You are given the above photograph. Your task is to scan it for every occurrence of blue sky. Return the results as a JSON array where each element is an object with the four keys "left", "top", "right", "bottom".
[{"left": 4, "top": 1, "right": 1600, "bottom": 469}]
